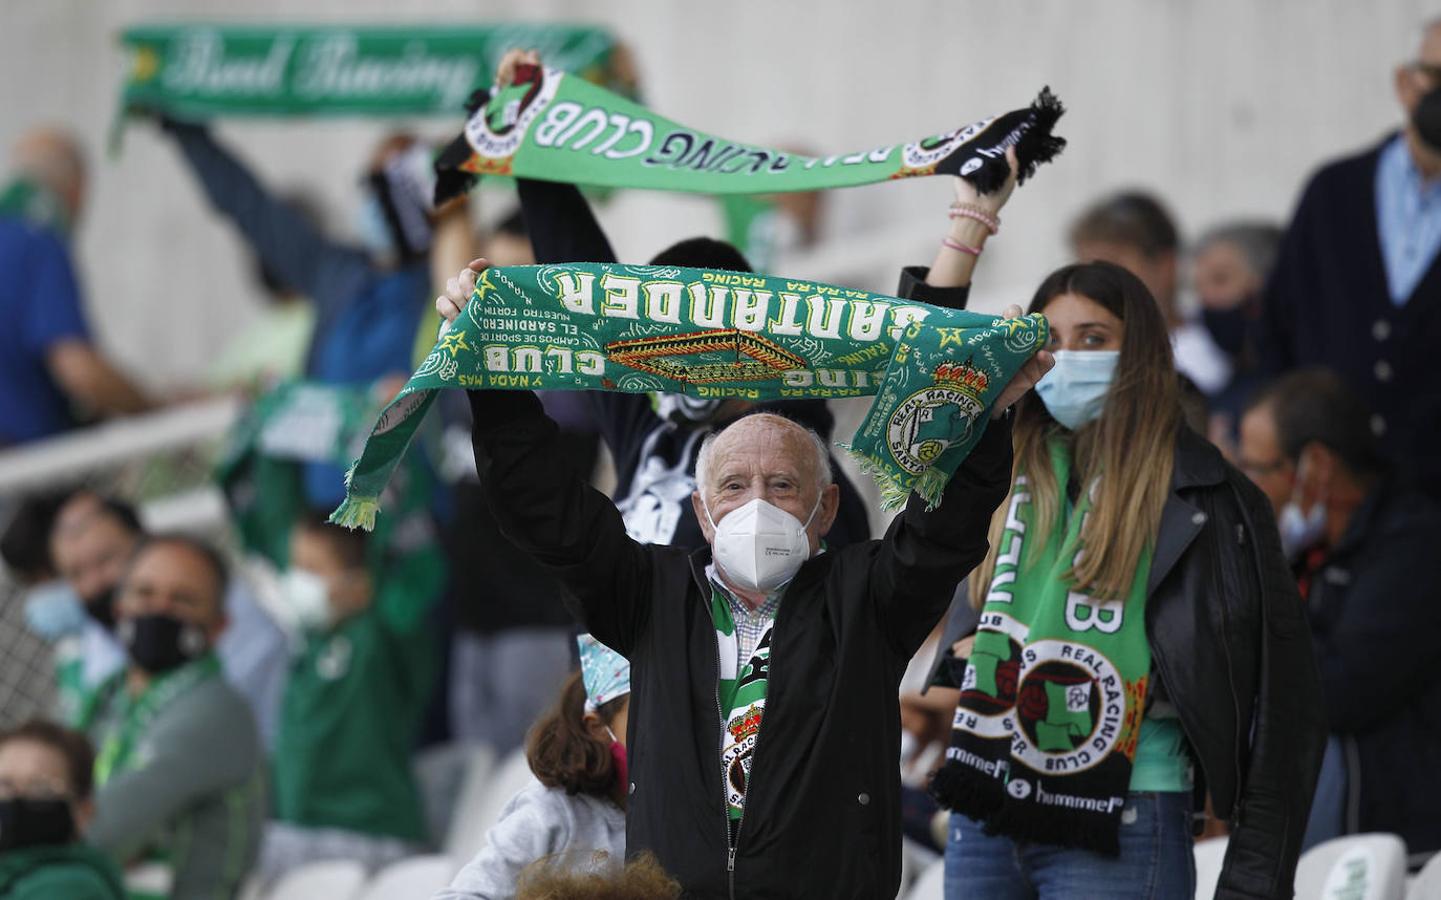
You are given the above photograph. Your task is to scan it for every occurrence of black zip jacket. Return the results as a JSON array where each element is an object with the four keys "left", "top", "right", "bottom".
[
  {"left": 1305, "top": 480, "right": 1441, "bottom": 865},
  {"left": 929, "top": 426, "right": 1326, "bottom": 899},
  {"left": 469, "top": 388, "right": 1012, "bottom": 899}
]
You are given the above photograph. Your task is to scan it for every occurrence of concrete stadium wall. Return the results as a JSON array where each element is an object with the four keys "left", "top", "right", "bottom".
[{"left": 0, "top": 0, "right": 1430, "bottom": 385}]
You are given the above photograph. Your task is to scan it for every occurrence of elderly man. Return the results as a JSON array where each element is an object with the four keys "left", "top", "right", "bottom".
[
  {"left": 1259, "top": 18, "right": 1441, "bottom": 502},
  {"left": 439, "top": 263, "right": 1048, "bottom": 898},
  {"left": 86, "top": 535, "right": 264, "bottom": 900}
]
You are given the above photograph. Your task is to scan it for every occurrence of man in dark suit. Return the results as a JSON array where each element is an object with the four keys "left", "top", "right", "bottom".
[{"left": 1259, "top": 18, "right": 1441, "bottom": 501}]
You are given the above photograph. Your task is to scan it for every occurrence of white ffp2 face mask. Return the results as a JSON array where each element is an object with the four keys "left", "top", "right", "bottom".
[
  {"left": 704, "top": 496, "right": 820, "bottom": 594},
  {"left": 278, "top": 569, "right": 335, "bottom": 633}
]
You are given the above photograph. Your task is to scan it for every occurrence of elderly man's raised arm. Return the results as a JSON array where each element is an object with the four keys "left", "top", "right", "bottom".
[
  {"left": 868, "top": 417, "right": 1013, "bottom": 660},
  {"left": 467, "top": 389, "right": 653, "bottom": 654}
]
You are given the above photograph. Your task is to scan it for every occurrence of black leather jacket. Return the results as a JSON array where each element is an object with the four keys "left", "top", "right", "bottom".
[{"left": 930, "top": 427, "right": 1327, "bottom": 899}]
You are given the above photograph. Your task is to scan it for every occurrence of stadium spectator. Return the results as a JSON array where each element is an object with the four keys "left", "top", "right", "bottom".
[
  {"left": 152, "top": 118, "right": 436, "bottom": 506},
  {"left": 87, "top": 535, "right": 264, "bottom": 899},
  {"left": 205, "top": 191, "right": 324, "bottom": 391},
  {"left": 436, "top": 257, "right": 1049, "bottom": 897},
  {"left": 925, "top": 262, "right": 1324, "bottom": 899},
  {"left": 260, "top": 515, "right": 440, "bottom": 884},
  {"left": 0, "top": 128, "right": 151, "bottom": 447},
  {"left": 44, "top": 494, "right": 133, "bottom": 731},
  {"left": 0, "top": 719, "right": 124, "bottom": 899},
  {"left": 440, "top": 636, "right": 630, "bottom": 899},
  {"left": 1189, "top": 221, "right": 1283, "bottom": 438},
  {"left": 1239, "top": 369, "right": 1441, "bottom": 864},
  {"left": 1258, "top": 18, "right": 1441, "bottom": 501},
  {"left": 1069, "top": 190, "right": 1231, "bottom": 398},
  {"left": 46, "top": 492, "right": 286, "bottom": 746}
]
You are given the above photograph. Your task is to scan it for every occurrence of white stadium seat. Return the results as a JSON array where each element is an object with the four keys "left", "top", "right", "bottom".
[
  {"left": 265, "top": 859, "right": 366, "bottom": 900},
  {"left": 1407, "top": 851, "right": 1441, "bottom": 899},
  {"left": 416, "top": 741, "right": 495, "bottom": 846},
  {"left": 1294, "top": 833, "right": 1408, "bottom": 900},
  {"left": 444, "top": 747, "right": 540, "bottom": 865},
  {"left": 1194, "top": 836, "right": 1229, "bottom": 899},
  {"left": 357, "top": 855, "right": 456, "bottom": 900},
  {"left": 904, "top": 856, "right": 947, "bottom": 900}
]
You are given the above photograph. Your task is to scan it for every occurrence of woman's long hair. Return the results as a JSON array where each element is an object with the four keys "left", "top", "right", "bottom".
[
  {"left": 526, "top": 672, "right": 628, "bottom": 798},
  {"left": 968, "top": 261, "right": 1180, "bottom": 603}
]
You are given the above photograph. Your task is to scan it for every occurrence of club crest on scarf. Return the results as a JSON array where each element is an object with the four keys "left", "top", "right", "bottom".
[{"left": 885, "top": 361, "right": 989, "bottom": 476}]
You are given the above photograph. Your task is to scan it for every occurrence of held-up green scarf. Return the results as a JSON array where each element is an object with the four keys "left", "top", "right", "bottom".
[
  {"left": 930, "top": 441, "right": 1152, "bottom": 856},
  {"left": 432, "top": 63, "right": 1064, "bottom": 203},
  {"left": 116, "top": 24, "right": 634, "bottom": 120},
  {"left": 329, "top": 263, "right": 1048, "bottom": 530},
  {"left": 215, "top": 380, "right": 440, "bottom": 569}
]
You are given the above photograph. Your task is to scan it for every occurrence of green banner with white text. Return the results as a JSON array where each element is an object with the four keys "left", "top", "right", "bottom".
[{"left": 117, "top": 24, "right": 634, "bottom": 119}]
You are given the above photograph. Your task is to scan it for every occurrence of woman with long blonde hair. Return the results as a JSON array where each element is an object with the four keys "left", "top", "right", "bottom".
[{"left": 929, "top": 261, "right": 1325, "bottom": 899}]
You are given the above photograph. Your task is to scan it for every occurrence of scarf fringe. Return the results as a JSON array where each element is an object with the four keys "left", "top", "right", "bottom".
[
  {"left": 983, "top": 795, "right": 1123, "bottom": 858},
  {"left": 328, "top": 493, "right": 380, "bottom": 532},
  {"left": 928, "top": 760, "right": 1007, "bottom": 819},
  {"left": 1014, "top": 87, "right": 1068, "bottom": 186},
  {"left": 930, "top": 763, "right": 1124, "bottom": 857},
  {"left": 839, "top": 446, "right": 955, "bottom": 512},
  {"left": 839, "top": 446, "right": 914, "bottom": 511}
]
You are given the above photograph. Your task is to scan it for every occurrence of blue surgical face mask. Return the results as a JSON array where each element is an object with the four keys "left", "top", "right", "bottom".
[{"left": 1034, "top": 349, "right": 1120, "bottom": 430}]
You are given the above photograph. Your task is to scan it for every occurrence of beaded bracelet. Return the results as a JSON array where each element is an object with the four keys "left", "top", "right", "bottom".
[
  {"left": 941, "top": 237, "right": 983, "bottom": 256},
  {"left": 948, "top": 203, "right": 1000, "bottom": 235}
]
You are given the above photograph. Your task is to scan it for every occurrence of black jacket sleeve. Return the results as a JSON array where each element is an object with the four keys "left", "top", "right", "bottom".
[
  {"left": 163, "top": 119, "right": 370, "bottom": 322},
  {"left": 1309, "top": 499, "right": 1441, "bottom": 733},
  {"left": 1217, "top": 473, "right": 1327, "bottom": 900},
  {"left": 468, "top": 389, "right": 652, "bottom": 656},
  {"left": 868, "top": 417, "right": 1012, "bottom": 659},
  {"left": 516, "top": 178, "right": 618, "bottom": 266},
  {"left": 514, "top": 178, "right": 659, "bottom": 459},
  {"left": 896, "top": 266, "right": 973, "bottom": 310}
]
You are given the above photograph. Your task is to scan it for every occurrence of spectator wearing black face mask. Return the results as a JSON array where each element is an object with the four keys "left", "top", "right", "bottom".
[
  {"left": 0, "top": 719, "right": 124, "bottom": 899},
  {"left": 1258, "top": 17, "right": 1441, "bottom": 502},
  {"left": 43, "top": 493, "right": 286, "bottom": 751},
  {"left": 86, "top": 535, "right": 264, "bottom": 900},
  {"left": 1189, "top": 221, "right": 1282, "bottom": 441}
]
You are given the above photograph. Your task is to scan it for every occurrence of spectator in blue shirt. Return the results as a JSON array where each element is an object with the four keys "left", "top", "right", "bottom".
[
  {"left": 153, "top": 119, "right": 437, "bottom": 506},
  {"left": 0, "top": 128, "right": 151, "bottom": 447}
]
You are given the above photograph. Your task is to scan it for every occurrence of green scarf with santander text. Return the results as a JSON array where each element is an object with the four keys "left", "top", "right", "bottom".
[
  {"left": 432, "top": 63, "right": 1064, "bottom": 203},
  {"left": 930, "top": 440, "right": 1152, "bottom": 856},
  {"left": 329, "top": 263, "right": 1048, "bottom": 530}
]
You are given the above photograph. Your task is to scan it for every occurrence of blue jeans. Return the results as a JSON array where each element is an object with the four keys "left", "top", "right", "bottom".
[{"left": 943, "top": 792, "right": 1195, "bottom": 899}]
